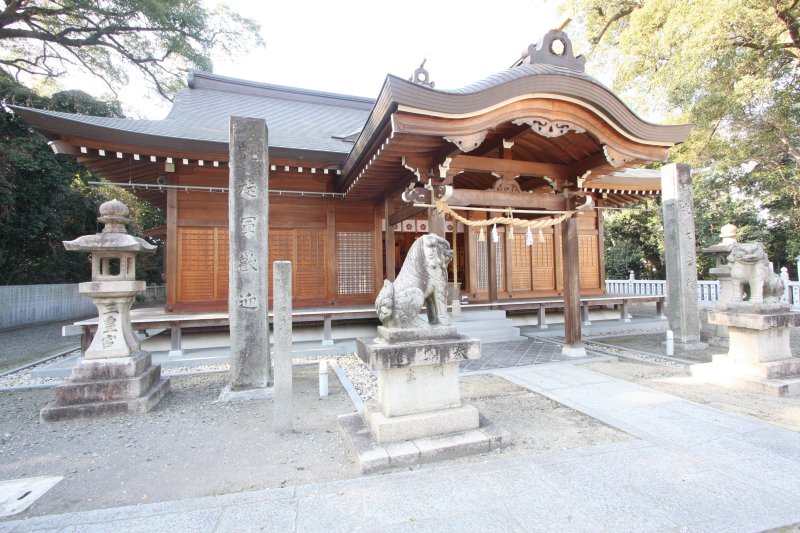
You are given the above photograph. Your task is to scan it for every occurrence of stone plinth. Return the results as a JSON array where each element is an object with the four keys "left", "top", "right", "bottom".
[
  {"left": 340, "top": 326, "right": 512, "bottom": 473},
  {"left": 692, "top": 308, "right": 800, "bottom": 396},
  {"left": 41, "top": 352, "right": 170, "bottom": 422},
  {"left": 355, "top": 329, "right": 481, "bottom": 444}
]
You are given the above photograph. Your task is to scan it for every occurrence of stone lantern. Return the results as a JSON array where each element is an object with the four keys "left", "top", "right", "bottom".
[
  {"left": 40, "top": 200, "right": 170, "bottom": 422},
  {"left": 703, "top": 223, "right": 738, "bottom": 343}
]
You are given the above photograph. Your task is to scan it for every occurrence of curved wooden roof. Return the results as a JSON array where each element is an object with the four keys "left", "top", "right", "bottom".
[{"left": 11, "top": 30, "right": 690, "bottom": 206}]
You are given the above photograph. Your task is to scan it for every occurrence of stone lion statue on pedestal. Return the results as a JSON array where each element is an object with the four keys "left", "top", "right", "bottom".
[
  {"left": 375, "top": 233, "right": 453, "bottom": 329},
  {"left": 727, "top": 242, "right": 784, "bottom": 305}
]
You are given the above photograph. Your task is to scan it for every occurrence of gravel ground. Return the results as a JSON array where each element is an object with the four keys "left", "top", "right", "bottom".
[
  {"left": 0, "top": 320, "right": 81, "bottom": 374},
  {"left": 1, "top": 362, "right": 631, "bottom": 520}
]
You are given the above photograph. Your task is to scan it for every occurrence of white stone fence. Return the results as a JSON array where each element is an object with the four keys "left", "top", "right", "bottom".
[
  {"left": 0, "top": 283, "right": 166, "bottom": 330},
  {"left": 606, "top": 270, "right": 800, "bottom": 310}
]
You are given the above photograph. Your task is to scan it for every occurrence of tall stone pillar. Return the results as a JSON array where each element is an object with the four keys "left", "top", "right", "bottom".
[
  {"left": 220, "top": 116, "right": 272, "bottom": 401},
  {"left": 661, "top": 163, "right": 704, "bottom": 347}
]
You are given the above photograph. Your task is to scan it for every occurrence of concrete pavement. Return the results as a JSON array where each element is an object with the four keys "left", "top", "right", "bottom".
[{"left": 2, "top": 363, "right": 799, "bottom": 532}]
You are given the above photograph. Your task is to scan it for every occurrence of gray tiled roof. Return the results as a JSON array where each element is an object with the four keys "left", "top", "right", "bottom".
[{"left": 14, "top": 71, "right": 375, "bottom": 158}]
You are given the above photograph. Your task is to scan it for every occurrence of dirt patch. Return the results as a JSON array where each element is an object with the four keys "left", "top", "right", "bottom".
[
  {"left": 458, "top": 374, "right": 631, "bottom": 460},
  {"left": 585, "top": 360, "right": 800, "bottom": 431},
  {"left": 1, "top": 368, "right": 632, "bottom": 520}
]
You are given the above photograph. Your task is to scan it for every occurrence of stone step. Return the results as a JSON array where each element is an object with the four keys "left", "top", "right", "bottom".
[
  {"left": 771, "top": 376, "right": 800, "bottom": 397},
  {"left": 419, "top": 310, "right": 523, "bottom": 344},
  {"left": 475, "top": 330, "right": 527, "bottom": 344},
  {"left": 453, "top": 318, "right": 515, "bottom": 331},
  {"left": 454, "top": 310, "right": 508, "bottom": 322}
]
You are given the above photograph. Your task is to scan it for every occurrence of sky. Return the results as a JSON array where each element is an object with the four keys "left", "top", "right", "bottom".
[{"left": 71, "top": 0, "right": 569, "bottom": 119}]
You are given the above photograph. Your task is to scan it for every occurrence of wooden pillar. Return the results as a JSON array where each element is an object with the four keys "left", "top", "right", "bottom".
[
  {"left": 597, "top": 197, "right": 607, "bottom": 293},
  {"left": 165, "top": 174, "right": 178, "bottom": 310},
  {"left": 467, "top": 224, "right": 478, "bottom": 299},
  {"left": 561, "top": 210, "right": 586, "bottom": 356},
  {"left": 384, "top": 196, "right": 395, "bottom": 281},
  {"left": 326, "top": 202, "right": 336, "bottom": 304},
  {"left": 373, "top": 205, "right": 384, "bottom": 294},
  {"left": 487, "top": 215, "right": 498, "bottom": 303},
  {"left": 504, "top": 231, "right": 514, "bottom": 298},
  {"left": 428, "top": 185, "right": 446, "bottom": 237}
]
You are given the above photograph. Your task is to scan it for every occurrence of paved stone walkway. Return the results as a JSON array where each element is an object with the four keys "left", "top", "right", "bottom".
[
  {"left": 460, "top": 337, "right": 565, "bottom": 372},
  {"left": 3, "top": 363, "right": 799, "bottom": 532}
]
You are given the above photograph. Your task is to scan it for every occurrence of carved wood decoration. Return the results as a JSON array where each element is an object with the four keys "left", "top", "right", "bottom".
[
  {"left": 491, "top": 176, "right": 522, "bottom": 193},
  {"left": 512, "top": 117, "right": 585, "bottom": 138},
  {"left": 443, "top": 130, "right": 488, "bottom": 152},
  {"left": 602, "top": 145, "right": 637, "bottom": 167}
]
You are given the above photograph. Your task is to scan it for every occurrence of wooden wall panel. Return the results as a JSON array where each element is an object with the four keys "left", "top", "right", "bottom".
[
  {"left": 578, "top": 234, "right": 600, "bottom": 289},
  {"left": 532, "top": 234, "right": 556, "bottom": 291},
  {"left": 178, "top": 227, "right": 222, "bottom": 303},
  {"left": 511, "top": 235, "right": 532, "bottom": 291}
]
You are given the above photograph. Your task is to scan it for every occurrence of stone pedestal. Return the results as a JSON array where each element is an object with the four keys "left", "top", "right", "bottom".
[
  {"left": 691, "top": 306, "right": 800, "bottom": 396},
  {"left": 358, "top": 326, "right": 480, "bottom": 444},
  {"left": 41, "top": 352, "right": 170, "bottom": 422},
  {"left": 339, "top": 326, "right": 510, "bottom": 473}
]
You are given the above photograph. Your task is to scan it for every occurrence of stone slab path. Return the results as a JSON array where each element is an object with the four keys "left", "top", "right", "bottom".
[{"left": 2, "top": 364, "right": 799, "bottom": 532}]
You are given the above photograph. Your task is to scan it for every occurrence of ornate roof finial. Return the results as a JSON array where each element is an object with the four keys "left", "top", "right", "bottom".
[
  {"left": 410, "top": 58, "right": 435, "bottom": 89},
  {"left": 523, "top": 29, "right": 586, "bottom": 72}
]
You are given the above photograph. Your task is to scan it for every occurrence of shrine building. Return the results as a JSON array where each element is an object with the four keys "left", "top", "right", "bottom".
[{"left": 13, "top": 30, "right": 691, "bottom": 351}]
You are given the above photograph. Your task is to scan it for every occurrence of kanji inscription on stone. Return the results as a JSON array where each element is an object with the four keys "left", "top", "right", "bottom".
[{"left": 227, "top": 116, "right": 270, "bottom": 392}]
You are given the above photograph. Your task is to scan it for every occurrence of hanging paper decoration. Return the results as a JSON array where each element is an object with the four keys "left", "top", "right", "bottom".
[
  {"left": 526, "top": 226, "right": 533, "bottom": 246},
  {"left": 478, "top": 227, "right": 486, "bottom": 242},
  {"left": 539, "top": 228, "right": 545, "bottom": 243},
  {"left": 491, "top": 224, "right": 498, "bottom": 243}
]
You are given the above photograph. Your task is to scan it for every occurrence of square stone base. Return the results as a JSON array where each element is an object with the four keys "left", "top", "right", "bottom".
[
  {"left": 41, "top": 377, "right": 170, "bottom": 422},
  {"left": 377, "top": 361, "right": 462, "bottom": 417},
  {"left": 338, "top": 412, "right": 511, "bottom": 474},
  {"left": 726, "top": 325, "right": 792, "bottom": 364},
  {"left": 691, "top": 354, "right": 800, "bottom": 397},
  {"left": 40, "top": 351, "right": 171, "bottom": 422},
  {"left": 364, "top": 403, "right": 480, "bottom": 444}
]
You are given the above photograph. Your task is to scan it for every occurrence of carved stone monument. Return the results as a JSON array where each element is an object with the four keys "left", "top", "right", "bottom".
[
  {"left": 338, "top": 234, "right": 510, "bottom": 473},
  {"left": 40, "top": 200, "right": 170, "bottom": 421},
  {"left": 661, "top": 163, "right": 705, "bottom": 348},
  {"left": 692, "top": 242, "right": 800, "bottom": 396},
  {"left": 219, "top": 116, "right": 272, "bottom": 402}
]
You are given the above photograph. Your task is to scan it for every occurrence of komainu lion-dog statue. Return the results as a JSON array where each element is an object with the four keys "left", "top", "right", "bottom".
[
  {"left": 728, "top": 242, "right": 784, "bottom": 305},
  {"left": 375, "top": 233, "right": 453, "bottom": 329}
]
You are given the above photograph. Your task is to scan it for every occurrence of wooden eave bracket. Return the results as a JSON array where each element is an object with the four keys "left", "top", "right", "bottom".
[
  {"left": 512, "top": 117, "right": 586, "bottom": 138},
  {"left": 443, "top": 130, "right": 488, "bottom": 153}
]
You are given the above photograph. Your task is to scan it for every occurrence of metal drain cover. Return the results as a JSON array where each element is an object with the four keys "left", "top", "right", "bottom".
[{"left": 0, "top": 476, "right": 62, "bottom": 517}]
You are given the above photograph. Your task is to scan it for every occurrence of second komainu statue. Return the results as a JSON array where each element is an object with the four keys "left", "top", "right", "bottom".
[{"left": 727, "top": 242, "right": 784, "bottom": 306}]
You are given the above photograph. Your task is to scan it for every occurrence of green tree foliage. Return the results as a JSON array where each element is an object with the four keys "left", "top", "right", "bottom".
[
  {"left": 566, "top": 0, "right": 800, "bottom": 275},
  {"left": 603, "top": 200, "right": 664, "bottom": 280},
  {"left": 0, "top": 71, "right": 163, "bottom": 284},
  {"left": 0, "top": 0, "right": 263, "bottom": 99}
]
